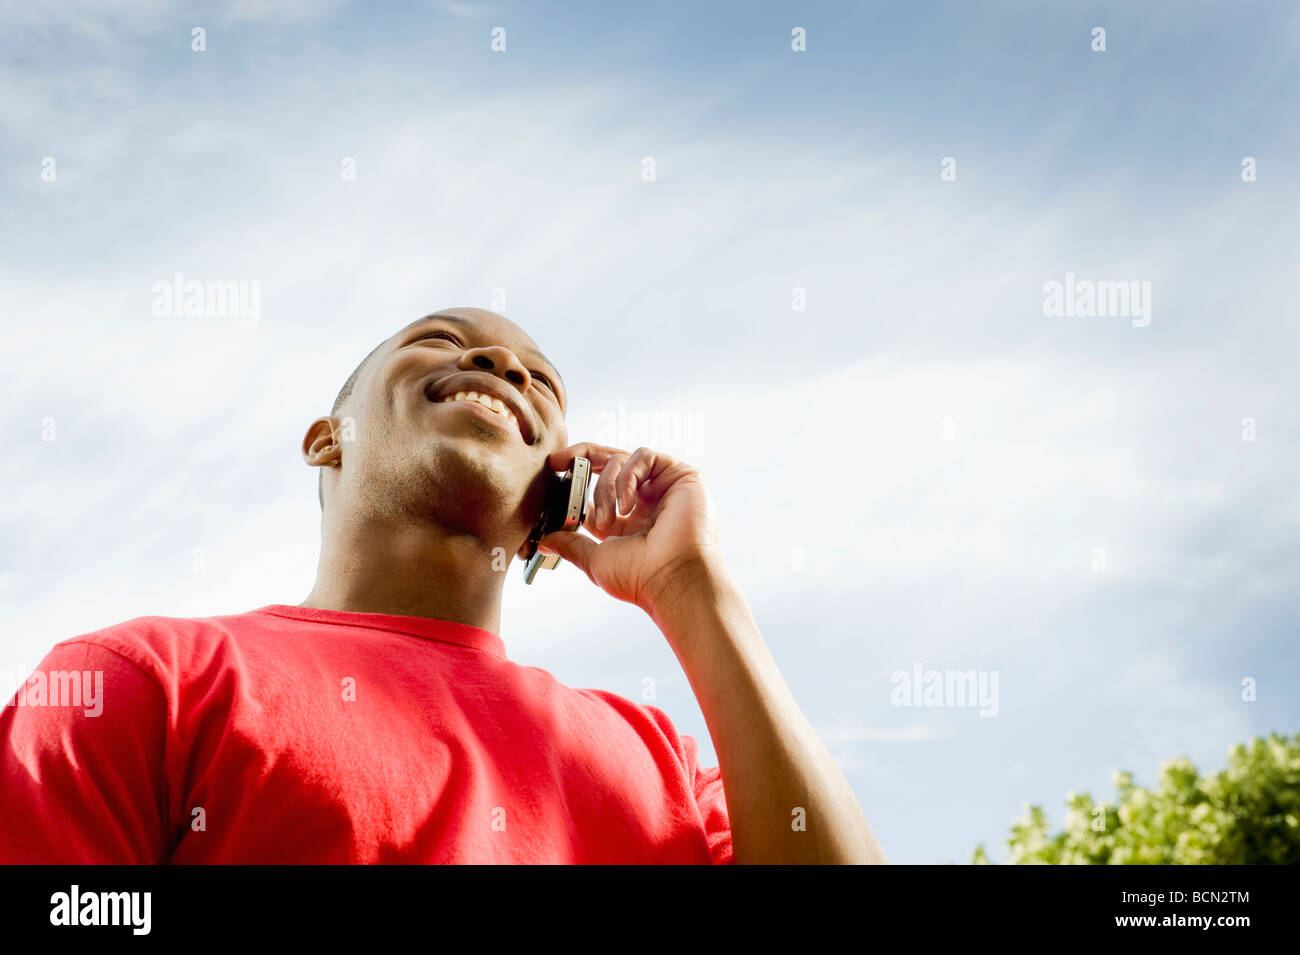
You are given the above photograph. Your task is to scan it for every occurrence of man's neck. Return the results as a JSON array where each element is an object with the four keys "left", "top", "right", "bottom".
[{"left": 300, "top": 512, "right": 508, "bottom": 635}]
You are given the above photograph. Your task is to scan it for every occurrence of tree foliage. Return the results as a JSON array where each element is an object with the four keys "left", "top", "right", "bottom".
[{"left": 974, "top": 732, "right": 1300, "bottom": 864}]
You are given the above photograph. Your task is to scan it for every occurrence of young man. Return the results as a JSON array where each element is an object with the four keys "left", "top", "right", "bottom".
[{"left": 0, "top": 307, "right": 886, "bottom": 864}]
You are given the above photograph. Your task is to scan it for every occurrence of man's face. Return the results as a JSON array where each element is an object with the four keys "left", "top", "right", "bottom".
[{"left": 331, "top": 308, "right": 568, "bottom": 550}]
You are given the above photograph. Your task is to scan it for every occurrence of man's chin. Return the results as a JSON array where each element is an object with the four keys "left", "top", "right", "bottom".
[
  {"left": 398, "top": 440, "right": 535, "bottom": 526},
  {"left": 426, "top": 431, "right": 530, "bottom": 478}
]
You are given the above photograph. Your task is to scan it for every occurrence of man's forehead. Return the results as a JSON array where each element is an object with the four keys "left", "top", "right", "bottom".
[
  {"left": 397, "top": 310, "right": 521, "bottom": 347},
  {"left": 399, "top": 308, "right": 511, "bottom": 335}
]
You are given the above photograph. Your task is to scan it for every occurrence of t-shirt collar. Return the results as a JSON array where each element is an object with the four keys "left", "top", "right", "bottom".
[{"left": 254, "top": 604, "right": 507, "bottom": 660}]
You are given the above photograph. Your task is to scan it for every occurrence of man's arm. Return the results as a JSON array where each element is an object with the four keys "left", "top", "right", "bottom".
[
  {"left": 648, "top": 559, "right": 888, "bottom": 865},
  {"left": 538, "top": 442, "right": 887, "bottom": 864}
]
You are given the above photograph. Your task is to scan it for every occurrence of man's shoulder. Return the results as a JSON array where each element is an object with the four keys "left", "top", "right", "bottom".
[
  {"left": 51, "top": 608, "right": 268, "bottom": 680},
  {"left": 513, "top": 664, "right": 687, "bottom": 744}
]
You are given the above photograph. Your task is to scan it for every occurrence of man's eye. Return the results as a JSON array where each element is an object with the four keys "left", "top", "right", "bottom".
[
  {"left": 417, "top": 330, "right": 459, "bottom": 345},
  {"left": 531, "top": 372, "right": 554, "bottom": 391}
]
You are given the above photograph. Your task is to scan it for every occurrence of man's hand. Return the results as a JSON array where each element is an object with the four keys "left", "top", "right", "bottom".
[{"left": 537, "top": 442, "right": 724, "bottom": 614}]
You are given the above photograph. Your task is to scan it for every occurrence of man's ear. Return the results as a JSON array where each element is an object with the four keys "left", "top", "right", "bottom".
[{"left": 302, "top": 416, "right": 342, "bottom": 468}]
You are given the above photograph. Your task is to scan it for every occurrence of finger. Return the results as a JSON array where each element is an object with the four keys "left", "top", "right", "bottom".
[
  {"left": 547, "top": 442, "right": 631, "bottom": 475},
  {"left": 590, "top": 453, "right": 628, "bottom": 533},
  {"left": 615, "top": 447, "right": 678, "bottom": 515},
  {"left": 638, "top": 458, "right": 698, "bottom": 509},
  {"left": 537, "top": 528, "right": 599, "bottom": 581},
  {"left": 588, "top": 494, "right": 642, "bottom": 540}
]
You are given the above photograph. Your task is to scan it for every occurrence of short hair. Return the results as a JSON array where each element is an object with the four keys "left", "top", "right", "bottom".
[{"left": 318, "top": 338, "right": 386, "bottom": 510}]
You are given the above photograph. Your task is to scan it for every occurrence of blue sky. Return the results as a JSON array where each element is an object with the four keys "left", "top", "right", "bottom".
[{"left": 3, "top": 0, "right": 1298, "bottom": 863}]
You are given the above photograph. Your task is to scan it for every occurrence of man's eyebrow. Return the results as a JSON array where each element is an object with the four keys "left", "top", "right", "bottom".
[{"left": 404, "top": 314, "right": 566, "bottom": 397}]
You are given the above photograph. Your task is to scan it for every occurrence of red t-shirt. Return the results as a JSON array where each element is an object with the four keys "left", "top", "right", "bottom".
[{"left": 0, "top": 605, "right": 733, "bottom": 864}]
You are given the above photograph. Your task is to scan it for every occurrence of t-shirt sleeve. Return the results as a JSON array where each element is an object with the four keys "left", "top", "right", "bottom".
[
  {"left": 0, "top": 639, "right": 169, "bottom": 864},
  {"left": 680, "top": 732, "right": 734, "bottom": 865}
]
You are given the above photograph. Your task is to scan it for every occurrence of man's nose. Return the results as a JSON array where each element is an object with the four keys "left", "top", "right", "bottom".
[{"left": 459, "top": 345, "right": 531, "bottom": 390}]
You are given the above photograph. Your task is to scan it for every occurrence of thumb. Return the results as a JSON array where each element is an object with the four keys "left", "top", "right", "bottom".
[{"left": 538, "top": 529, "right": 598, "bottom": 577}]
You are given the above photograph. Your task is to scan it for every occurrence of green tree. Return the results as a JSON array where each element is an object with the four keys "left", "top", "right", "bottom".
[{"left": 974, "top": 732, "right": 1300, "bottom": 864}]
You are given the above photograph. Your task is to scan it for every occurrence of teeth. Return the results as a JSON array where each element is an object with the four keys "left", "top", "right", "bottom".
[{"left": 440, "top": 390, "right": 521, "bottom": 435}]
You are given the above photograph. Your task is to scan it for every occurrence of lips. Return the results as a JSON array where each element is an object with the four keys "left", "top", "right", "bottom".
[{"left": 426, "top": 379, "right": 534, "bottom": 445}]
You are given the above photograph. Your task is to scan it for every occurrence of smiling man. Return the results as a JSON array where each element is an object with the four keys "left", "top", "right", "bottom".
[{"left": 0, "top": 307, "right": 885, "bottom": 865}]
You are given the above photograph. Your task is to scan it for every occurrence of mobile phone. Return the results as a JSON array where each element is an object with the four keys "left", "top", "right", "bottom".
[{"left": 521, "top": 456, "right": 591, "bottom": 584}]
